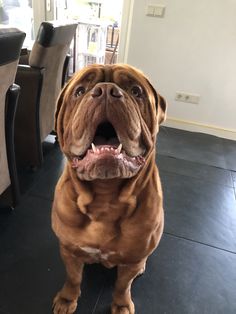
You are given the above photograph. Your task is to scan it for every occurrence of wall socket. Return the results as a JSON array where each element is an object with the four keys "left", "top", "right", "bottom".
[{"left": 175, "top": 91, "right": 200, "bottom": 104}]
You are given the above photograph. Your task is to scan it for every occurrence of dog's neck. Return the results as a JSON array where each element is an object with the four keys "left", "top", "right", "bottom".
[
  {"left": 89, "top": 178, "right": 123, "bottom": 195},
  {"left": 86, "top": 179, "right": 127, "bottom": 221},
  {"left": 67, "top": 153, "right": 156, "bottom": 218}
]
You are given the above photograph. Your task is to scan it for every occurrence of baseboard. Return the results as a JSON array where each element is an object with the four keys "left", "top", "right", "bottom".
[{"left": 163, "top": 117, "right": 236, "bottom": 141}]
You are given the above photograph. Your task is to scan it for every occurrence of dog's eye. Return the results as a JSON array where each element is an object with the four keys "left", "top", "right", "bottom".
[
  {"left": 131, "top": 85, "right": 143, "bottom": 98},
  {"left": 75, "top": 86, "right": 86, "bottom": 97}
]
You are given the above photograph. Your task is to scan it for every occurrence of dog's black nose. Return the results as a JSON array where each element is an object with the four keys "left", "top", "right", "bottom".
[
  {"left": 91, "top": 86, "right": 103, "bottom": 97},
  {"left": 109, "top": 86, "right": 123, "bottom": 98},
  {"left": 91, "top": 84, "right": 123, "bottom": 99}
]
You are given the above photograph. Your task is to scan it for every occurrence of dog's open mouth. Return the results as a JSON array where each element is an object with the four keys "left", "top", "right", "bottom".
[
  {"left": 92, "top": 121, "right": 120, "bottom": 146},
  {"left": 70, "top": 121, "right": 145, "bottom": 180}
]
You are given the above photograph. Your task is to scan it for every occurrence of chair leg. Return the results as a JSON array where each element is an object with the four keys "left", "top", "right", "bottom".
[
  {"left": 62, "top": 54, "right": 71, "bottom": 87},
  {"left": 5, "top": 84, "right": 21, "bottom": 208}
]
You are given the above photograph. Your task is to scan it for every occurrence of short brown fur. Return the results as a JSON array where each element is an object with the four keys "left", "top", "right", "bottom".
[{"left": 52, "top": 64, "right": 167, "bottom": 313}]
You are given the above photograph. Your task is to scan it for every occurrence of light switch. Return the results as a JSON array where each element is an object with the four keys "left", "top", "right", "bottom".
[
  {"left": 146, "top": 5, "right": 155, "bottom": 16},
  {"left": 154, "top": 5, "right": 165, "bottom": 17},
  {"left": 146, "top": 5, "right": 165, "bottom": 18}
]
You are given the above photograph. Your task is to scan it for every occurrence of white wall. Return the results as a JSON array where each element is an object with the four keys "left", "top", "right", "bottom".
[{"left": 119, "top": 0, "right": 236, "bottom": 140}]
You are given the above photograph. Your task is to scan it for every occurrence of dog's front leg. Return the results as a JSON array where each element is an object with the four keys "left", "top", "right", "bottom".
[
  {"left": 53, "top": 244, "right": 84, "bottom": 314},
  {"left": 111, "top": 260, "right": 146, "bottom": 314}
]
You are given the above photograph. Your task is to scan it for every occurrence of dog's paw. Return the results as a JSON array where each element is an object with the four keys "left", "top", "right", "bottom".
[
  {"left": 52, "top": 293, "right": 77, "bottom": 314},
  {"left": 111, "top": 301, "right": 135, "bottom": 314}
]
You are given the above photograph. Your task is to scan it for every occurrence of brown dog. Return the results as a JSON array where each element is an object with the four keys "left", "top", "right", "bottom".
[{"left": 52, "top": 64, "right": 167, "bottom": 314}]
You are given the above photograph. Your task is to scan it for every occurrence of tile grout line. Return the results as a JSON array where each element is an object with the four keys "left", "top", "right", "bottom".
[
  {"left": 17, "top": 191, "right": 53, "bottom": 204},
  {"left": 229, "top": 171, "right": 236, "bottom": 201},
  {"left": 164, "top": 231, "right": 236, "bottom": 255},
  {"left": 157, "top": 153, "right": 236, "bottom": 173},
  {"left": 29, "top": 192, "right": 54, "bottom": 202},
  {"left": 157, "top": 154, "right": 235, "bottom": 188},
  {"left": 91, "top": 284, "right": 105, "bottom": 314},
  {"left": 233, "top": 187, "right": 236, "bottom": 201},
  {"left": 159, "top": 168, "right": 234, "bottom": 188}
]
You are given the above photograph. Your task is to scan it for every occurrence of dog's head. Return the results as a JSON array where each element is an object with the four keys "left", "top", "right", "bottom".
[{"left": 55, "top": 64, "right": 167, "bottom": 181}]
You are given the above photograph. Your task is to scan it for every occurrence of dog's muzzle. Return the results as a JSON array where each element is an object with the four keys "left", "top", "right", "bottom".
[{"left": 70, "top": 82, "right": 146, "bottom": 181}]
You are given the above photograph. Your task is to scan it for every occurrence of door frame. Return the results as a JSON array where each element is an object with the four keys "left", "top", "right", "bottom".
[
  {"left": 117, "top": 0, "right": 134, "bottom": 63},
  {"left": 32, "top": 0, "right": 133, "bottom": 64}
]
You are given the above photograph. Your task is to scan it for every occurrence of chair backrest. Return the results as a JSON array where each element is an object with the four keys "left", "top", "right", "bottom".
[
  {"left": 0, "top": 27, "right": 25, "bottom": 195},
  {"left": 29, "top": 21, "right": 77, "bottom": 141}
]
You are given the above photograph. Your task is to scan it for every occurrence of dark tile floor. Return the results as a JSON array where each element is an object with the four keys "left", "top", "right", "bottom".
[{"left": 0, "top": 127, "right": 236, "bottom": 314}]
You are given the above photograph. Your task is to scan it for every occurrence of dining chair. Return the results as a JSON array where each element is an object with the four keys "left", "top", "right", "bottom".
[
  {"left": 14, "top": 21, "right": 77, "bottom": 168},
  {"left": 0, "top": 27, "right": 25, "bottom": 209}
]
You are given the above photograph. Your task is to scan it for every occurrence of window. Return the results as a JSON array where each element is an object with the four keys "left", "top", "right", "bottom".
[{"left": 0, "top": 0, "right": 33, "bottom": 46}]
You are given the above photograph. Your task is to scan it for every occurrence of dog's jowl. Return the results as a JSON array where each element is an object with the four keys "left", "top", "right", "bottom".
[{"left": 52, "top": 64, "right": 167, "bottom": 314}]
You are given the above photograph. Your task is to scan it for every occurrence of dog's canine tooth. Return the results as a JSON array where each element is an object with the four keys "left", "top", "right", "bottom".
[
  {"left": 116, "top": 144, "right": 122, "bottom": 154},
  {"left": 91, "top": 143, "right": 96, "bottom": 153}
]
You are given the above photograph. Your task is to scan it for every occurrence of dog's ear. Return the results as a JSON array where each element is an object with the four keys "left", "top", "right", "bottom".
[
  {"left": 54, "top": 86, "right": 65, "bottom": 132},
  {"left": 54, "top": 80, "right": 72, "bottom": 150},
  {"left": 157, "top": 93, "right": 167, "bottom": 124},
  {"left": 146, "top": 79, "right": 167, "bottom": 124},
  {"left": 54, "top": 84, "right": 67, "bottom": 134}
]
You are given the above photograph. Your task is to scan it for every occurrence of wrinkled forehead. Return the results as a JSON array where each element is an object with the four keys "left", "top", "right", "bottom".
[
  {"left": 62, "top": 64, "right": 158, "bottom": 115},
  {"left": 70, "top": 64, "right": 152, "bottom": 91}
]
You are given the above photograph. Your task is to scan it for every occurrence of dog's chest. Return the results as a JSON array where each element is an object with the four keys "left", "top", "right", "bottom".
[
  {"left": 83, "top": 198, "right": 126, "bottom": 244},
  {"left": 79, "top": 246, "right": 115, "bottom": 261},
  {"left": 86, "top": 192, "right": 126, "bottom": 222},
  {"left": 76, "top": 195, "right": 127, "bottom": 261},
  {"left": 76, "top": 217, "right": 123, "bottom": 267}
]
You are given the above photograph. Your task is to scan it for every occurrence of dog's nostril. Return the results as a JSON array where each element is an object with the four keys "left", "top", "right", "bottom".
[
  {"left": 110, "top": 86, "right": 123, "bottom": 98},
  {"left": 91, "top": 86, "right": 103, "bottom": 98}
]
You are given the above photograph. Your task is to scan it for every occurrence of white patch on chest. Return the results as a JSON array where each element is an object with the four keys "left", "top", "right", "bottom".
[{"left": 80, "top": 246, "right": 115, "bottom": 260}]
